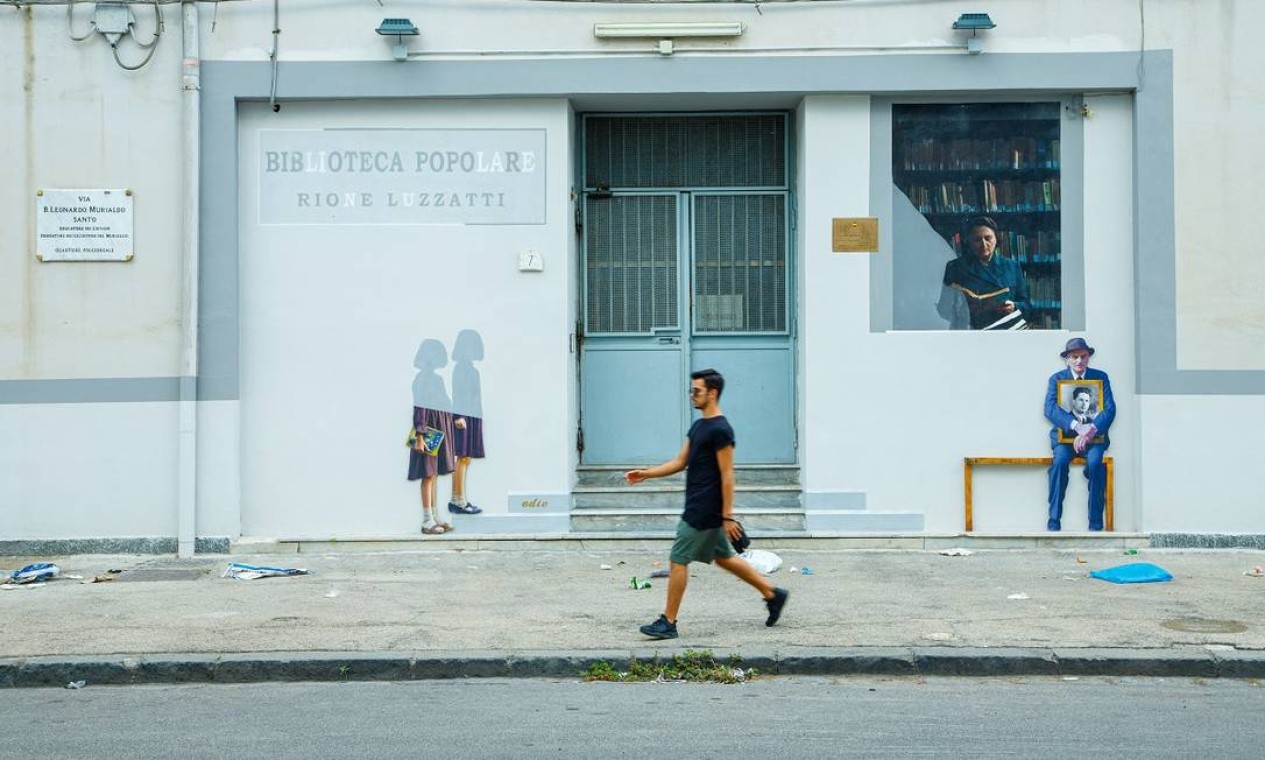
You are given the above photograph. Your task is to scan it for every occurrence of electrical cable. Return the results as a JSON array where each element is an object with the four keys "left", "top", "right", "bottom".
[
  {"left": 65, "top": 0, "right": 95, "bottom": 41},
  {"left": 128, "top": 0, "right": 162, "bottom": 49},
  {"left": 111, "top": 0, "right": 162, "bottom": 70},
  {"left": 268, "top": 0, "right": 280, "bottom": 112},
  {"left": 1136, "top": 0, "right": 1146, "bottom": 92}
]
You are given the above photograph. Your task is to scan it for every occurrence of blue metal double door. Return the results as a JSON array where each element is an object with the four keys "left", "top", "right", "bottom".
[{"left": 580, "top": 187, "right": 796, "bottom": 466}]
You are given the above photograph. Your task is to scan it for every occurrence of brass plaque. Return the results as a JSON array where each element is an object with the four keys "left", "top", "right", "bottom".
[{"left": 832, "top": 217, "right": 879, "bottom": 253}]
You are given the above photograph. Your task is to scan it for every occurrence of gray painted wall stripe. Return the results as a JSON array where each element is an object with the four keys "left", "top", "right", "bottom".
[
  {"left": 0, "top": 377, "right": 185, "bottom": 405},
  {"left": 1135, "top": 51, "right": 1177, "bottom": 394},
  {"left": 198, "top": 84, "right": 241, "bottom": 403}
]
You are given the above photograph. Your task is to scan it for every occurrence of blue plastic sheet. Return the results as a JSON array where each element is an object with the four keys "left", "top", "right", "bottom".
[
  {"left": 1089, "top": 562, "right": 1173, "bottom": 584},
  {"left": 8, "top": 562, "right": 60, "bottom": 584}
]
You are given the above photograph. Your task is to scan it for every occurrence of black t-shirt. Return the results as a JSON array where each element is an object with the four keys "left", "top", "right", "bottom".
[{"left": 681, "top": 415, "right": 736, "bottom": 530}]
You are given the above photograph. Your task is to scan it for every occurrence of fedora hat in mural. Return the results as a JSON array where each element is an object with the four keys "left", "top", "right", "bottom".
[{"left": 1059, "top": 337, "right": 1095, "bottom": 358}]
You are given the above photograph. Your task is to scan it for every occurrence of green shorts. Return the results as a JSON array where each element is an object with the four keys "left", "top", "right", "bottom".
[{"left": 669, "top": 519, "right": 736, "bottom": 565}]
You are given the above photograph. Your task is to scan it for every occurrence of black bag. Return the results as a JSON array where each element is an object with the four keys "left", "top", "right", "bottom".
[{"left": 729, "top": 521, "right": 750, "bottom": 553}]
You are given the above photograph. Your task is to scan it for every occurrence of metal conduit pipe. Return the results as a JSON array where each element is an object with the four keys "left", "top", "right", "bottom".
[{"left": 177, "top": 0, "right": 200, "bottom": 558}]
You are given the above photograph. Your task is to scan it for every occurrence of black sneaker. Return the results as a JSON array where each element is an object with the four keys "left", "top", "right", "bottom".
[
  {"left": 765, "top": 587, "right": 789, "bottom": 627},
  {"left": 639, "top": 614, "right": 678, "bottom": 640}
]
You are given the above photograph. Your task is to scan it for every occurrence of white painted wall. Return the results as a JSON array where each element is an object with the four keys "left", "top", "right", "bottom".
[
  {"left": 0, "top": 402, "right": 177, "bottom": 538},
  {"left": 234, "top": 99, "right": 574, "bottom": 539},
  {"left": 192, "top": 0, "right": 1149, "bottom": 62},
  {"left": 1159, "top": 2, "right": 1265, "bottom": 370},
  {"left": 1, "top": 7, "right": 182, "bottom": 380},
  {"left": 1139, "top": 395, "right": 1265, "bottom": 533},
  {"left": 3, "top": 1, "right": 1265, "bottom": 542}
]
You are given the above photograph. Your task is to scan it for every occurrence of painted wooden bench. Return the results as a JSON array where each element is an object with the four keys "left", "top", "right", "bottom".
[{"left": 963, "top": 456, "right": 1114, "bottom": 532}]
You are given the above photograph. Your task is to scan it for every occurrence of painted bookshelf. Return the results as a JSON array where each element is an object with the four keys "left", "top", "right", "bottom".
[{"left": 893, "top": 102, "right": 1062, "bottom": 329}]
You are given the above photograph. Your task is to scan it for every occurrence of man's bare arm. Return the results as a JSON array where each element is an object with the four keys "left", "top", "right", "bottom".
[
  {"left": 625, "top": 440, "right": 690, "bottom": 485},
  {"left": 716, "top": 444, "right": 741, "bottom": 541}
]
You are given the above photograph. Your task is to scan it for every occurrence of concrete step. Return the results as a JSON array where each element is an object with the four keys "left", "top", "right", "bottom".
[
  {"left": 234, "top": 532, "right": 1153, "bottom": 554},
  {"left": 805, "top": 510, "right": 927, "bottom": 533},
  {"left": 575, "top": 464, "right": 800, "bottom": 488},
  {"left": 573, "top": 484, "right": 802, "bottom": 510},
  {"left": 569, "top": 506, "right": 805, "bottom": 533}
]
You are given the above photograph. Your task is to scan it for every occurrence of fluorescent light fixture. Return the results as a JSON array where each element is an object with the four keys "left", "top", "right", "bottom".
[
  {"left": 376, "top": 18, "right": 419, "bottom": 37},
  {"left": 952, "top": 13, "right": 996, "bottom": 31},
  {"left": 593, "top": 21, "right": 745, "bottom": 39}
]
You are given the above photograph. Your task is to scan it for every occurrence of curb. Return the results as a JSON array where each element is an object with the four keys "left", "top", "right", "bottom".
[{"left": 4, "top": 647, "right": 1264, "bottom": 688}]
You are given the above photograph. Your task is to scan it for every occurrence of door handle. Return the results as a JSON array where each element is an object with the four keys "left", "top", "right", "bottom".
[{"left": 657, "top": 337, "right": 680, "bottom": 345}]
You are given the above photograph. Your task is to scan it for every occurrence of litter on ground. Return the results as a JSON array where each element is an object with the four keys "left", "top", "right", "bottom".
[
  {"left": 8, "top": 562, "right": 60, "bottom": 584},
  {"left": 938, "top": 548, "right": 974, "bottom": 557},
  {"left": 222, "top": 563, "right": 312, "bottom": 581},
  {"left": 1089, "top": 562, "right": 1172, "bottom": 584},
  {"left": 1007, "top": 593, "right": 1030, "bottom": 600},
  {"left": 739, "top": 549, "right": 783, "bottom": 575}
]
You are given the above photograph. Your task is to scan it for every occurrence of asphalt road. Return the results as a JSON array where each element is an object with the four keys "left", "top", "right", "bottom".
[{"left": 3, "top": 676, "right": 1263, "bottom": 759}]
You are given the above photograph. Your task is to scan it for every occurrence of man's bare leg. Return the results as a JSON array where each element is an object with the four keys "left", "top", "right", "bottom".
[
  {"left": 715, "top": 555, "right": 775, "bottom": 599},
  {"left": 716, "top": 555, "right": 789, "bottom": 626},
  {"left": 664, "top": 562, "right": 689, "bottom": 622}
]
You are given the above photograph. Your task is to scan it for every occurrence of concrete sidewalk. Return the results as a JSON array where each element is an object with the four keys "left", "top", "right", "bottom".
[{"left": 4, "top": 545, "right": 1265, "bottom": 686}]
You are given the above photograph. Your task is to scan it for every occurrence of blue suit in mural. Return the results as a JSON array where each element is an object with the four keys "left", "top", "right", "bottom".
[{"left": 1043, "top": 338, "right": 1115, "bottom": 531}]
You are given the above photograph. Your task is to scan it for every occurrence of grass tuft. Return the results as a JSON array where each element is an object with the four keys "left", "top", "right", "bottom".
[{"left": 582, "top": 649, "right": 755, "bottom": 684}]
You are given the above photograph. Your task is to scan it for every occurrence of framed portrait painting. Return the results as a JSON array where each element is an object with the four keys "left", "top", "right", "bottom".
[{"left": 1056, "top": 378, "right": 1105, "bottom": 444}]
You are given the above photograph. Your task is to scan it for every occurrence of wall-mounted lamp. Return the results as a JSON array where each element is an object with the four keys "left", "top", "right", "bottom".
[
  {"left": 593, "top": 21, "right": 744, "bottom": 56},
  {"left": 376, "top": 18, "right": 419, "bottom": 62},
  {"left": 952, "top": 13, "right": 995, "bottom": 55}
]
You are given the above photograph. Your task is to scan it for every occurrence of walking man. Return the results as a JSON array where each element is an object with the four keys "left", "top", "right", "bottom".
[
  {"left": 625, "top": 368, "right": 788, "bottom": 640},
  {"left": 1044, "top": 338, "right": 1116, "bottom": 531}
]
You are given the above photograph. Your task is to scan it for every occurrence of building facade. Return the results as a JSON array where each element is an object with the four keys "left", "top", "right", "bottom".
[{"left": 2, "top": 0, "right": 1262, "bottom": 554}]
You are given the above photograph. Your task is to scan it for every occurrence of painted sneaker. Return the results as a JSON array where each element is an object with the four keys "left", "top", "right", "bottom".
[{"left": 448, "top": 502, "right": 483, "bottom": 514}]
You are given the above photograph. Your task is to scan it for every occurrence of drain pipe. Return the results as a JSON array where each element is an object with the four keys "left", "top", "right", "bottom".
[{"left": 176, "top": 0, "right": 201, "bottom": 558}]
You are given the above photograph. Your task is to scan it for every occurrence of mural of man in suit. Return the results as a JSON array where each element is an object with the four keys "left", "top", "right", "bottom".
[{"left": 1043, "top": 337, "right": 1116, "bottom": 531}]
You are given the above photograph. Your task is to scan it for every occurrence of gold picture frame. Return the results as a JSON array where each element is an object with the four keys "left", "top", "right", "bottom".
[{"left": 1056, "top": 378, "right": 1105, "bottom": 444}]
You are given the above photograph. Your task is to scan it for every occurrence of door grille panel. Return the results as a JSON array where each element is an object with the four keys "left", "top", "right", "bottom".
[
  {"left": 585, "top": 115, "right": 785, "bottom": 189},
  {"left": 585, "top": 195, "right": 678, "bottom": 334},
  {"left": 693, "top": 194, "right": 787, "bottom": 333}
]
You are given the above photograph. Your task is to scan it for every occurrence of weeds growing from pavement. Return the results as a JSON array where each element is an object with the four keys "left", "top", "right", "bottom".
[{"left": 583, "top": 649, "right": 754, "bottom": 683}]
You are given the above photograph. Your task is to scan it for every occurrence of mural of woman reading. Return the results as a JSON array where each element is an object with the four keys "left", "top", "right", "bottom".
[
  {"left": 937, "top": 215, "right": 1032, "bottom": 330},
  {"left": 408, "top": 338, "right": 458, "bottom": 535}
]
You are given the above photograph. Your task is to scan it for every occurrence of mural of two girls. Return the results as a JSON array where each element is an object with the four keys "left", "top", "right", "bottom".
[{"left": 408, "top": 329, "right": 486, "bottom": 535}]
